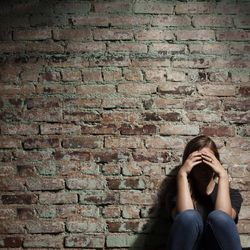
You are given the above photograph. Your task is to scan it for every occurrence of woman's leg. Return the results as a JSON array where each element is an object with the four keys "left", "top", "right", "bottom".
[
  {"left": 168, "top": 209, "right": 204, "bottom": 250},
  {"left": 204, "top": 210, "right": 242, "bottom": 250}
]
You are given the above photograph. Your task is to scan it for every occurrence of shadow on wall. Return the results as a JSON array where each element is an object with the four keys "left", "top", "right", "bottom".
[{"left": 131, "top": 166, "right": 180, "bottom": 250}]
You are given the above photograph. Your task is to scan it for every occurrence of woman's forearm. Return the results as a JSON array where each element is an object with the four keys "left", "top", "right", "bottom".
[
  {"left": 215, "top": 173, "right": 232, "bottom": 216},
  {"left": 176, "top": 171, "right": 194, "bottom": 212}
]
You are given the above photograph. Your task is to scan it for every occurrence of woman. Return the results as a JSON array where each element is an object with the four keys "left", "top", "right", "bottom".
[{"left": 168, "top": 135, "right": 243, "bottom": 250}]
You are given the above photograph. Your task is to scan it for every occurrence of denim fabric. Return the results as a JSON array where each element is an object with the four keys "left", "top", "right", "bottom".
[{"left": 168, "top": 209, "right": 242, "bottom": 250}]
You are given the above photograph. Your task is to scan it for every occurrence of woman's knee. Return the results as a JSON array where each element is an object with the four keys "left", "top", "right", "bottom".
[
  {"left": 207, "top": 210, "right": 234, "bottom": 227},
  {"left": 174, "top": 209, "right": 203, "bottom": 229}
]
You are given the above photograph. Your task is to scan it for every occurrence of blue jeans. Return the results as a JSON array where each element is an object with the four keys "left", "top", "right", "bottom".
[{"left": 168, "top": 209, "right": 242, "bottom": 250}]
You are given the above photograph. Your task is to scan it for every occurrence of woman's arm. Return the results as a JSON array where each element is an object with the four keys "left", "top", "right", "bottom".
[
  {"left": 201, "top": 150, "right": 234, "bottom": 218},
  {"left": 175, "top": 151, "right": 203, "bottom": 214}
]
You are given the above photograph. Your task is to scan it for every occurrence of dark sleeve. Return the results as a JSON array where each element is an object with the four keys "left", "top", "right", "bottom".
[{"left": 230, "top": 188, "right": 243, "bottom": 224}]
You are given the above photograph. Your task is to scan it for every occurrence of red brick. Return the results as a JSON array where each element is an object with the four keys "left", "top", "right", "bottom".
[
  {"left": 76, "top": 84, "right": 116, "bottom": 95},
  {"left": 0, "top": 221, "right": 25, "bottom": 234},
  {"left": 158, "top": 82, "right": 195, "bottom": 95},
  {"left": 25, "top": 41, "right": 64, "bottom": 53},
  {"left": 103, "top": 68, "right": 122, "bottom": 81},
  {"left": 175, "top": 2, "right": 216, "bottom": 14},
  {"left": 64, "top": 98, "right": 101, "bottom": 108},
  {"left": 0, "top": 42, "right": 25, "bottom": 53},
  {"left": 208, "top": 71, "right": 229, "bottom": 82},
  {"left": 118, "top": 83, "right": 156, "bottom": 95},
  {"left": 102, "top": 163, "right": 121, "bottom": 175},
  {"left": 123, "top": 68, "right": 143, "bottom": 81},
  {"left": 37, "top": 84, "right": 75, "bottom": 94},
  {"left": 143, "top": 68, "right": 166, "bottom": 82},
  {"left": 1, "top": 123, "right": 38, "bottom": 135},
  {"left": 90, "top": 55, "right": 131, "bottom": 67},
  {"left": 63, "top": 111, "right": 101, "bottom": 122},
  {"left": 107, "top": 177, "right": 145, "bottom": 190},
  {"left": 26, "top": 220, "right": 64, "bottom": 233},
  {"left": 122, "top": 164, "right": 142, "bottom": 176},
  {"left": 201, "top": 126, "right": 235, "bottom": 137},
  {"left": 119, "top": 124, "right": 157, "bottom": 135},
  {"left": 216, "top": 31, "right": 249, "bottom": 41},
  {"left": 17, "top": 207, "right": 36, "bottom": 219},
  {"left": 192, "top": 15, "right": 232, "bottom": 27},
  {"left": 135, "top": 29, "right": 174, "bottom": 41},
  {"left": 82, "top": 68, "right": 102, "bottom": 82},
  {"left": 134, "top": 1, "right": 173, "bottom": 14},
  {"left": 185, "top": 98, "right": 220, "bottom": 110},
  {"left": 62, "top": 136, "right": 103, "bottom": 149},
  {"left": 160, "top": 124, "right": 199, "bottom": 135},
  {"left": 132, "top": 56, "right": 170, "bottom": 67},
  {"left": 150, "top": 43, "right": 186, "bottom": 54},
  {"left": 39, "top": 192, "right": 77, "bottom": 204},
  {"left": 222, "top": 113, "right": 250, "bottom": 124},
  {"left": 176, "top": 30, "right": 215, "bottom": 41},
  {"left": 189, "top": 43, "right": 229, "bottom": 55},
  {"left": 187, "top": 112, "right": 221, "bottom": 123},
  {"left": 0, "top": 136, "right": 21, "bottom": 149},
  {"left": 143, "top": 112, "right": 181, "bottom": 121},
  {"left": 26, "top": 177, "right": 64, "bottom": 191},
  {"left": 4, "top": 237, "right": 23, "bottom": 247},
  {"left": 26, "top": 97, "right": 61, "bottom": 109},
  {"left": 82, "top": 124, "right": 117, "bottom": 135},
  {"left": 23, "top": 137, "right": 60, "bottom": 149},
  {"left": 13, "top": 29, "right": 51, "bottom": 40},
  {"left": 66, "top": 218, "right": 105, "bottom": 233},
  {"left": 132, "top": 149, "right": 170, "bottom": 163},
  {"left": 120, "top": 191, "right": 155, "bottom": 205},
  {"left": 0, "top": 177, "right": 25, "bottom": 191},
  {"left": 53, "top": 28, "right": 92, "bottom": 41},
  {"left": 153, "top": 98, "right": 184, "bottom": 109},
  {"left": 65, "top": 234, "right": 105, "bottom": 248},
  {"left": 0, "top": 84, "right": 36, "bottom": 96},
  {"left": 23, "top": 235, "right": 63, "bottom": 248},
  {"left": 94, "top": 2, "right": 131, "bottom": 13},
  {"left": 54, "top": 2, "right": 90, "bottom": 14},
  {"left": 66, "top": 176, "right": 105, "bottom": 190},
  {"left": 230, "top": 44, "right": 250, "bottom": 55},
  {"left": 239, "top": 86, "right": 250, "bottom": 96},
  {"left": 173, "top": 57, "right": 211, "bottom": 68},
  {"left": 94, "top": 28, "right": 133, "bottom": 41},
  {"left": 61, "top": 69, "right": 82, "bottom": 82},
  {"left": 197, "top": 85, "right": 236, "bottom": 96},
  {"left": 108, "top": 43, "right": 147, "bottom": 53},
  {"left": 105, "top": 137, "right": 143, "bottom": 149},
  {"left": 103, "top": 206, "right": 121, "bottom": 218},
  {"left": 103, "top": 97, "right": 140, "bottom": 109},
  {"left": 109, "top": 15, "right": 151, "bottom": 26},
  {"left": 234, "top": 17, "right": 250, "bottom": 28},
  {"left": 224, "top": 99, "right": 250, "bottom": 111},
  {"left": 2, "top": 194, "right": 38, "bottom": 204},
  {"left": 93, "top": 151, "right": 121, "bottom": 163},
  {"left": 23, "top": 108, "right": 62, "bottom": 122},
  {"left": 217, "top": 3, "right": 250, "bottom": 14},
  {"left": 40, "top": 123, "right": 81, "bottom": 135},
  {"left": 67, "top": 41, "right": 106, "bottom": 53},
  {"left": 145, "top": 136, "right": 185, "bottom": 149},
  {"left": 152, "top": 15, "right": 191, "bottom": 27},
  {"left": 71, "top": 16, "right": 109, "bottom": 26}
]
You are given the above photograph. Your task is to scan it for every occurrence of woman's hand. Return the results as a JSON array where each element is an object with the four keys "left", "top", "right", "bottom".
[
  {"left": 200, "top": 148, "right": 227, "bottom": 178},
  {"left": 179, "top": 151, "right": 203, "bottom": 176}
]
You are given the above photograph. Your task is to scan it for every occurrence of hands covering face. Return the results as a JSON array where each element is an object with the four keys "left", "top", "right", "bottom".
[{"left": 180, "top": 147, "right": 227, "bottom": 178}]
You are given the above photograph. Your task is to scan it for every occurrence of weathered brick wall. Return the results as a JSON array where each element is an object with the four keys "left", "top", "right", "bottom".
[{"left": 0, "top": 0, "right": 249, "bottom": 249}]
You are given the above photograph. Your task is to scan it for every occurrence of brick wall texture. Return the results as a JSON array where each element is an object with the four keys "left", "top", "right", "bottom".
[{"left": 0, "top": 0, "right": 250, "bottom": 249}]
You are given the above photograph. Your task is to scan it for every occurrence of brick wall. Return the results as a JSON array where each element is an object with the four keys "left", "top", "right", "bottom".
[{"left": 0, "top": 0, "right": 249, "bottom": 249}]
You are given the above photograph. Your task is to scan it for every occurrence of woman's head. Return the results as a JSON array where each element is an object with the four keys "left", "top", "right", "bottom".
[
  {"left": 183, "top": 135, "right": 220, "bottom": 184},
  {"left": 182, "top": 135, "right": 220, "bottom": 164}
]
